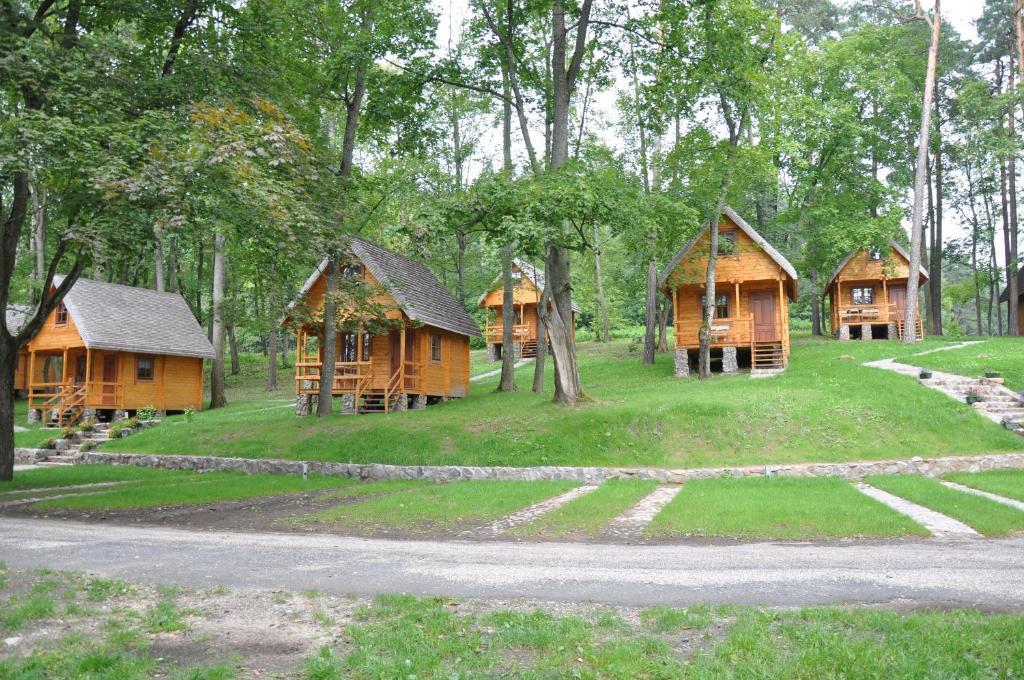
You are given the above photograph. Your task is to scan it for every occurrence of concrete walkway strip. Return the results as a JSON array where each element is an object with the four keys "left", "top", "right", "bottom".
[
  {"left": 470, "top": 358, "right": 534, "bottom": 382},
  {"left": 604, "top": 486, "right": 682, "bottom": 539},
  {"left": 855, "top": 483, "right": 979, "bottom": 538},
  {"left": 941, "top": 481, "right": 1024, "bottom": 513},
  {"left": 482, "top": 484, "right": 600, "bottom": 535}
]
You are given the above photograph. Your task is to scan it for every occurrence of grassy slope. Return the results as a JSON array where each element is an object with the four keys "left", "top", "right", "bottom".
[
  {"left": 298, "top": 480, "right": 577, "bottom": 534},
  {"left": 0, "top": 464, "right": 187, "bottom": 494},
  {"left": 98, "top": 335, "right": 1023, "bottom": 469},
  {"left": 904, "top": 337, "right": 1024, "bottom": 390},
  {"left": 646, "top": 476, "right": 928, "bottom": 539},
  {"left": 866, "top": 474, "right": 1024, "bottom": 536},
  {"left": 946, "top": 469, "right": 1024, "bottom": 502}
]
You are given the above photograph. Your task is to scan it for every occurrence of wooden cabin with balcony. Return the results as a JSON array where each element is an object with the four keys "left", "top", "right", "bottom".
[
  {"left": 659, "top": 207, "right": 798, "bottom": 375},
  {"left": 24, "top": 277, "right": 214, "bottom": 427},
  {"left": 998, "top": 269, "right": 1024, "bottom": 335},
  {"left": 288, "top": 237, "right": 480, "bottom": 415},
  {"left": 825, "top": 240, "right": 927, "bottom": 340},
  {"left": 477, "top": 259, "right": 578, "bottom": 361}
]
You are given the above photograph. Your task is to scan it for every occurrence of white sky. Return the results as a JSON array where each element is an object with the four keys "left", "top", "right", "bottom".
[{"left": 432, "top": 1, "right": 991, "bottom": 253}]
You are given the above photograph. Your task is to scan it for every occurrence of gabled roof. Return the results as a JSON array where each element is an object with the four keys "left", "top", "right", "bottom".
[
  {"left": 825, "top": 238, "right": 929, "bottom": 291},
  {"left": 293, "top": 237, "right": 481, "bottom": 338},
  {"left": 476, "top": 258, "right": 581, "bottom": 313},
  {"left": 5, "top": 304, "right": 30, "bottom": 334},
  {"left": 999, "top": 268, "right": 1024, "bottom": 303},
  {"left": 51, "top": 276, "right": 216, "bottom": 359},
  {"left": 657, "top": 206, "right": 798, "bottom": 298}
]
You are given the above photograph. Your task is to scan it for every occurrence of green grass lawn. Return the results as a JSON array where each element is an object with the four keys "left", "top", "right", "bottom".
[
  {"left": 645, "top": 476, "right": 928, "bottom": 539},
  {"left": 469, "top": 348, "right": 496, "bottom": 377},
  {"left": 866, "top": 474, "right": 1024, "bottom": 536},
  {"left": 905, "top": 337, "right": 1024, "bottom": 390},
  {"left": 946, "top": 469, "right": 1024, "bottom": 503},
  {"left": 94, "top": 336, "right": 1023, "bottom": 470},
  {"left": 511, "top": 479, "right": 658, "bottom": 538},
  {"left": 30, "top": 471, "right": 357, "bottom": 511},
  {"left": 0, "top": 464, "right": 188, "bottom": 496},
  {"left": 13, "top": 399, "right": 53, "bottom": 449},
  {"left": 312, "top": 593, "right": 1024, "bottom": 678},
  {"left": 297, "top": 480, "right": 577, "bottom": 535}
]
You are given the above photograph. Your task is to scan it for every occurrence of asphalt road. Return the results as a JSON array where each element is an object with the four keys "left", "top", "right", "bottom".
[{"left": 2, "top": 517, "right": 1022, "bottom": 609}]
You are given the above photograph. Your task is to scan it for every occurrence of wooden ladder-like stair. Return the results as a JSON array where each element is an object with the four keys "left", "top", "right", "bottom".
[
  {"left": 358, "top": 390, "right": 389, "bottom": 414},
  {"left": 752, "top": 342, "right": 785, "bottom": 370},
  {"left": 895, "top": 317, "right": 924, "bottom": 340},
  {"left": 520, "top": 340, "right": 538, "bottom": 358}
]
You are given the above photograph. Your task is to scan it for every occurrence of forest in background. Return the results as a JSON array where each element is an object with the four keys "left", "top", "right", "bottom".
[{"left": 2, "top": 0, "right": 1022, "bottom": 399}]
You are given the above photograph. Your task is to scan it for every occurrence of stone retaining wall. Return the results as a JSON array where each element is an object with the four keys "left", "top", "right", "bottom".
[
  {"left": 68, "top": 450, "right": 1024, "bottom": 484},
  {"left": 14, "top": 448, "right": 50, "bottom": 464}
]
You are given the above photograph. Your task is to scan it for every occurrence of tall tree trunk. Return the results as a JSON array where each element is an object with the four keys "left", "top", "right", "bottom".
[
  {"left": 1007, "top": 57, "right": 1020, "bottom": 336},
  {"left": 593, "top": 223, "right": 610, "bottom": 342},
  {"left": 657, "top": 297, "right": 669, "bottom": 352},
  {"left": 499, "top": 247, "right": 517, "bottom": 392},
  {"left": 166, "top": 234, "right": 179, "bottom": 293},
  {"left": 153, "top": 229, "right": 165, "bottom": 292},
  {"left": 266, "top": 327, "right": 279, "bottom": 392},
  {"left": 227, "top": 324, "right": 240, "bottom": 376},
  {"left": 810, "top": 268, "right": 821, "bottom": 336},
  {"left": 30, "top": 180, "right": 45, "bottom": 281},
  {"left": 924, "top": 150, "right": 935, "bottom": 331},
  {"left": 903, "top": 1, "right": 940, "bottom": 343},
  {"left": 965, "top": 165, "right": 984, "bottom": 335},
  {"left": 195, "top": 237, "right": 205, "bottom": 327},
  {"left": 643, "top": 261, "right": 658, "bottom": 363},
  {"left": 0, "top": 338, "right": 16, "bottom": 482},
  {"left": 317, "top": 261, "right": 339, "bottom": 416},
  {"left": 928, "top": 88, "right": 944, "bottom": 334},
  {"left": 209, "top": 233, "right": 227, "bottom": 408}
]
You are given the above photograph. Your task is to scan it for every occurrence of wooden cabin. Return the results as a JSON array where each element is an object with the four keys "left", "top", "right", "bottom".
[
  {"left": 659, "top": 207, "right": 798, "bottom": 375},
  {"left": 289, "top": 237, "right": 480, "bottom": 414},
  {"left": 826, "top": 240, "right": 927, "bottom": 340},
  {"left": 7, "top": 305, "right": 30, "bottom": 397},
  {"left": 999, "top": 270, "right": 1024, "bottom": 335},
  {"left": 25, "top": 277, "right": 215, "bottom": 426},
  {"left": 477, "top": 259, "right": 578, "bottom": 361}
]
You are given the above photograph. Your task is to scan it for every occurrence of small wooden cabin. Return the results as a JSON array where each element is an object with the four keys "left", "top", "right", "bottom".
[
  {"left": 659, "top": 207, "right": 798, "bottom": 375},
  {"left": 826, "top": 240, "right": 927, "bottom": 340},
  {"left": 7, "top": 305, "right": 30, "bottom": 396},
  {"left": 25, "top": 277, "right": 215, "bottom": 426},
  {"left": 999, "top": 270, "right": 1024, "bottom": 335},
  {"left": 289, "top": 237, "right": 480, "bottom": 414},
  {"left": 477, "top": 259, "right": 578, "bottom": 361}
]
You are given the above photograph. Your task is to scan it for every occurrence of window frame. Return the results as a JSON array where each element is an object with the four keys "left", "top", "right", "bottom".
[
  {"left": 852, "top": 287, "right": 874, "bottom": 305},
  {"left": 55, "top": 302, "right": 68, "bottom": 327},
  {"left": 700, "top": 293, "right": 730, "bottom": 319},
  {"left": 868, "top": 247, "right": 882, "bottom": 261},
  {"left": 718, "top": 230, "right": 738, "bottom": 257},
  {"left": 136, "top": 355, "right": 155, "bottom": 382},
  {"left": 430, "top": 333, "right": 443, "bottom": 363}
]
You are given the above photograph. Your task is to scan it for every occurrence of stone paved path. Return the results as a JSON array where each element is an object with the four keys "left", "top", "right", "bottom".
[
  {"left": 602, "top": 486, "right": 681, "bottom": 540},
  {"left": 470, "top": 358, "right": 534, "bottom": 382},
  {"left": 940, "top": 480, "right": 1024, "bottom": 513},
  {"left": 479, "top": 485, "right": 599, "bottom": 535},
  {"left": 855, "top": 483, "right": 978, "bottom": 537}
]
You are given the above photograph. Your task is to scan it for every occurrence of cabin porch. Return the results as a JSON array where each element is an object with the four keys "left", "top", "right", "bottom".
[
  {"left": 671, "top": 278, "right": 791, "bottom": 375},
  {"left": 26, "top": 347, "right": 127, "bottom": 427},
  {"left": 294, "top": 326, "right": 427, "bottom": 414},
  {"left": 483, "top": 302, "right": 538, "bottom": 360},
  {"left": 830, "top": 277, "right": 924, "bottom": 340}
]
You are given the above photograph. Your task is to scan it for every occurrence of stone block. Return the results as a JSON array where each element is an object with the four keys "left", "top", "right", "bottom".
[
  {"left": 411, "top": 394, "right": 427, "bottom": 410},
  {"left": 674, "top": 348, "right": 690, "bottom": 378},
  {"left": 112, "top": 409, "right": 128, "bottom": 422},
  {"left": 340, "top": 394, "right": 356, "bottom": 414},
  {"left": 887, "top": 322, "right": 898, "bottom": 340},
  {"left": 722, "top": 346, "right": 738, "bottom": 374},
  {"left": 838, "top": 324, "right": 850, "bottom": 340},
  {"left": 27, "top": 409, "right": 40, "bottom": 424},
  {"left": 391, "top": 393, "right": 408, "bottom": 412},
  {"left": 486, "top": 343, "right": 497, "bottom": 362},
  {"left": 860, "top": 324, "right": 873, "bottom": 340}
]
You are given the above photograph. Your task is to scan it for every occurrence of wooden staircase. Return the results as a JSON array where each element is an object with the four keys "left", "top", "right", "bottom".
[
  {"left": 520, "top": 340, "right": 538, "bottom": 358},
  {"left": 895, "top": 317, "right": 924, "bottom": 340},
  {"left": 752, "top": 342, "right": 785, "bottom": 371}
]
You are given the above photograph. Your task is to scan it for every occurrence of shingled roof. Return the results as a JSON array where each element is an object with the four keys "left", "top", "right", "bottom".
[
  {"left": 5, "top": 304, "right": 30, "bottom": 334},
  {"left": 294, "top": 238, "right": 481, "bottom": 338},
  {"left": 999, "top": 268, "right": 1024, "bottom": 303},
  {"left": 52, "top": 276, "right": 216, "bottom": 359},
  {"left": 825, "top": 238, "right": 929, "bottom": 291},
  {"left": 475, "top": 258, "right": 581, "bottom": 313},
  {"left": 657, "top": 206, "right": 798, "bottom": 298}
]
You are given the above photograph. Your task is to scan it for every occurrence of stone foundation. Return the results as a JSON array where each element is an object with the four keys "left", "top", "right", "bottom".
[
  {"left": 112, "top": 409, "right": 129, "bottom": 422},
  {"left": 486, "top": 343, "right": 498, "bottom": 362},
  {"left": 340, "top": 394, "right": 356, "bottom": 414},
  {"left": 73, "top": 451, "right": 1024, "bottom": 485},
  {"left": 861, "top": 324, "right": 873, "bottom": 341},
  {"left": 673, "top": 349, "right": 690, "bottom": 378},
  {"left": 295, "top": 380, "right": 314, "bottom": 416},
  {"left": 887, "top": 322, "right": 898, "bottom": 340},
  {"left": 838, "top": 324, "right": 850, "bottom": 341},
  {"left": 411, "top": 394, "right": 427, "bottom": 411},
  {"left": 27, "top": 409, "right": 41, "bottom": 425},
  {"left": 722, "top": 346, "right": 738, "bottom": 374},
  {"left": 390, "top": 393, "right": 408, "bottom": 412}
]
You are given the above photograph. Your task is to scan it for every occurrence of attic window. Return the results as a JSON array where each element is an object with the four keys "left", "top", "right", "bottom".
[
  {"left": 55, "top": 302, "right": 68, "bottom": 326},
  {"left": 700, "top": 294, "right": 729, "bottom": 319},
  {"left": 340, "top": 264, "right": 363, "bottom": 279},
  {"left": 511, "top": 270, "right": 522, "bottom": 280},
  {"left": 868, "top": 248, "right": 882, "bottom": 261},
  {"left": 718, "top": 231, "right": 737, "bottom": 256},
  {"left": 136, "top": 356, "right": 155, "bottom": 381}
]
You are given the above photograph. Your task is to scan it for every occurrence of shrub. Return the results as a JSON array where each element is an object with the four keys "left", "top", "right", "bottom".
[
  {"left": 136, "top": 406, "right": 158, "bottom": 421},
  {"left": 79, "top": 440, "right": 95, "bottom": 452},
  {"left": 77, "top": 418, "right": 96, "bottom": 433},
  {"left": 183, "top": 407, "right": 195, "bottom": 423}
]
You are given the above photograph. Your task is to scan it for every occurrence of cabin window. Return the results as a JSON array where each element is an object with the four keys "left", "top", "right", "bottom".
[
  {"left": 718, "top": 231, "right": 737, "bottom": 256},
  {"left": 511, "top": 269, "right": 522, "bottom": 280},
  {"left": 513, "top": 308, "right": 522, "bottom": 325},
  {"left": 136, "top": 356, "right": 155, "bottom": 381},
  {"left": 852, "top": 287, "right": 874, "bottom": 305},
  {"left": 430, "top": 333, "right": 442, "bottom": 362},
  {"left": 700, "top": 294, "right": 729, "bottom": 319},
  {"left": 55, "top": 302, "right": 68, "bottom": 326},
  {"left": 868, "top": 247, "right": 882, "bottom": 261},
  {"left": 339, "top": 332, "right": 372, "bottom": 362},
  {"left": 340, "top": 263, "right": 363, "bottom": 279}
]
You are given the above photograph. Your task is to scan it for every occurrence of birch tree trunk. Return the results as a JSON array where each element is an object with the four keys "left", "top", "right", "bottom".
[
  {"left": 153, "top": 229, "right": 165, "bottom": 292},
  {"left": 31, "top": 181, "right": 45, "bottom": 281},
  {"left": 209, "top": 232, "right": 227, "bottom": 408},
  {"left": 903, "top": 0, "right": 940, "bottom": 343},
  {"left": 499, "top": 59, "right": 517, "bottom": 392},
  {"left": 593, "top": 223, "right": 610, "bottom": 342}
]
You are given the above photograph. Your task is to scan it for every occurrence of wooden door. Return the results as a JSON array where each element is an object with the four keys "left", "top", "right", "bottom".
[
  {"left": 389, "top": 331, "right": 401, "bottom": 375},
  {"left": 750, "top": 292, "right": 778, "bottom": 343},
  {"left": 101, "top": 355, "right": 117, "bottom": 406},
  {"left": 888, "top": 284, "right": 907, "bottom": 316}
]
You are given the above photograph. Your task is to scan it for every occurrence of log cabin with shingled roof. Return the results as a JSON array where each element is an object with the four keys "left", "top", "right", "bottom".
[
  {"left": 288, "top": 237, "right": 479, "bottom": 415},
  {"left": 6, "top": 304, "right": 30, "bottom": 397},
  {"left": 999, "top": 269, "right": 1024, "bottom": 335},
  {"left": 826, "top": 239, "right": 927, "bottom": 340},
  {"left": 24, "top": 277, "right": 215, "bottom": 427},
  {"left": 477, "top": 259, "right": 577, "bottom": 361},
  {"left": 659, "top": 207, "right": 798, "bottom": 376}
]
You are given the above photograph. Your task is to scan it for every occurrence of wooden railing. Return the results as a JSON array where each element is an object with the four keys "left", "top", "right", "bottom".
[
  {"left": 28, "top": 382, "right": 92, "bottom": 427},
  {"left": 484, "top": 324, "right": 530, "bottom": 344},
  {"left": 675, "top": 317, "right": 753, "bottom": 347},
  {"left": 295, "top": 360, "right": 373, "bottom": 394}
]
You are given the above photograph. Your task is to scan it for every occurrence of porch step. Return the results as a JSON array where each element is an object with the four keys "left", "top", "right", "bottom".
[{"left": 752, "top": 342, "right": 785, "bottom": 370}]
